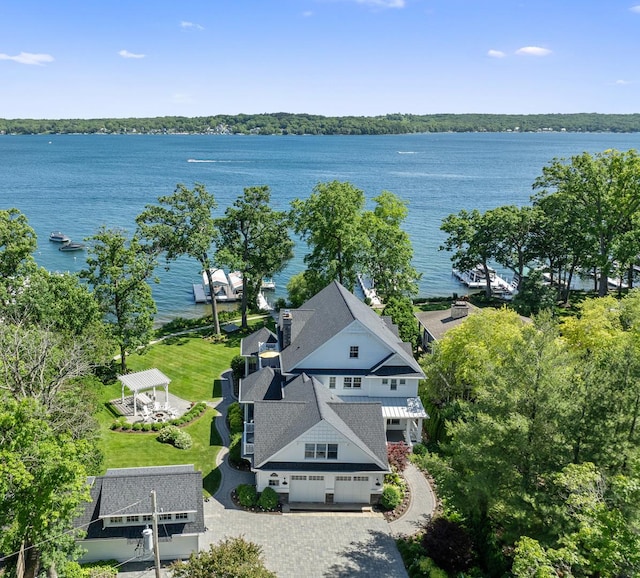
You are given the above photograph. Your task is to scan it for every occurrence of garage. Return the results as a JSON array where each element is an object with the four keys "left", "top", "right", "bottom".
[
  {"left": 288, "top": 475, "right": 326, "bottom": 502},
  {"left": 334, "top": 475, "right": 372, "bottom": 503}
]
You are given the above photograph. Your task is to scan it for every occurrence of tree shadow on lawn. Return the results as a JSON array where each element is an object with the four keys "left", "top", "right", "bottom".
[
  {"left": 203, "top": 417, "right": 223, "bottom": 496},
  {"left": 324, "top": 529, "right": 407, "bottom": 578},
  {"left": 160, "top": 335, "right": 192, "bottom": 346}
]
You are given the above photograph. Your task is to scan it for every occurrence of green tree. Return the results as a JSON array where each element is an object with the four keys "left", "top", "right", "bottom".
[
  {"left": 170, "top": 536, "right": 276, "bottom": 578},
  {"left": 216, "top": 186, "right": 293, "bottom": 328},
  {"left": 0, "top": 208, "right": 37, "bottom": 305},
  {"left": 361, "top": 191, "right": 420, "bottom": 301},
  {"left": 0, "top": 397, "right": 92, "bottom": 578},
  {"left": 291, "top": 180, "right": 366, "bottom": 294},
  {"left": 286, "top": 271, "right": 312, "bottom": 307},
  {"left": 136, "top": 183, "right": 222, "bottom": 334},
  {"left": 440, "top": 209, "right": 499, "bottom": 298},
  {"left": 381, "top": 296, "right": 419, "bottom": 348},
  {"left": 81, "top": 227, "right": 156, "bottom": 373},
  {"left": 533, "top": 149, "right": 640, "bottom": 297}
]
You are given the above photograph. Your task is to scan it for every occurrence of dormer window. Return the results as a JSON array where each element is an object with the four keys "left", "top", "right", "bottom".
[{"left": 349, "top": 346, "right": 359, "bottom": 358}]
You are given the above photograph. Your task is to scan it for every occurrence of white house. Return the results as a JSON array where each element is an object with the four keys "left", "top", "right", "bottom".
[
  {"left": 238, "top": 281, "right": 428, "bottom": 505},
  {"left": 74, "top": 465, "right": 205, "bottom": 563}
]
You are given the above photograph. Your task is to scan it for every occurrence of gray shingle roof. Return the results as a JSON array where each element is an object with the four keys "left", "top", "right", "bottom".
[
  {"left": 253, "top": 374, "right": 388, "bottom": 471},
  {"left": 279, "top": 281, "right": 423, "bottom": 377},
  {"left": 414, "top": 303, "right": 479, "bottom": 342},
  {"left": 74, "top": 465, "right": 205, "bottom": 540},
  {"left": 240, "top": 327, "right": 278, "bottom": 357},
  {"left": 239, "top": 367, "right": 284, "bottom": 402}
]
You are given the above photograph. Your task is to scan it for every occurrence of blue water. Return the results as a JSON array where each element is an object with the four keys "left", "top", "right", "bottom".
[{"left": 2, "top": 132, "right": 640, "bottom": 323}]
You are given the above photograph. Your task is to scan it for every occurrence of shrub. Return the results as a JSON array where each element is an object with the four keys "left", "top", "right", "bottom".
[
  {"left": 421, "top": 517, "right": 475, "bottom": 574},
  {"left": 387, "top": 441, "right": 411, "bottom": 472},
  {"left": 257, "top": 487, "right": 279, "bottom": 511},
  {"left": 227, "top": 402, "right": 244, "bottom": 435},
  {"left": 385, "top": 471, "right": 406, "bottom": 490},
  {"left": 151, "top": 422, "right": 163, "bottom": 431},
  {"left": 231, "top": 354, "right": 246, "bottom": 383},
  {"left": 142, "top": 423, "right": 152, "bottom": 432},
  {"left": 237, "top": 484, "right": 257, "bottom": 507},
  {"left": 380, "top": 484, "right": 403, "bottom": 510},
  {"left": 173, "top": 430, "right": 193, "bottom": 449},
  {"left": 132, "top": 422, "right": 143, "bottom": 431},
  {"left": 412, "top": 442, "right": 428, "bottom": 456},
  {"left": 157, "top": 425, "right": 181, "bottom": 443},
  {"left": 120, "top": 422, "right": 132, "bottom": 431}
]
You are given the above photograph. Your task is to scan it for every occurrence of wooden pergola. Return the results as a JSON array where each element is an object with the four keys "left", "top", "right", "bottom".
[{"left": 118, "top": 368, "right": 171, "bottom": 417}]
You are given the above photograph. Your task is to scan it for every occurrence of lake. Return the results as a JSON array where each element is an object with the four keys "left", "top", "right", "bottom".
[{"left": 2, "top": 132, "right": 640, "bottom": 323}]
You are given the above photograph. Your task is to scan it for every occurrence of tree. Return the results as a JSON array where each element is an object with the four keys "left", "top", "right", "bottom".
[
  {"left": 81, "top": 227, "right": 156, "bottom": 373},
  {"left": 361, "top": 191, "right": 420, "bottom": 301},
  {"left": 136, "top": 183, "right": 222, "bottom": 334},
  {"left": 286, "top": 271, "right": 312, "bottom": 307},
  {"left": 381, "top": 296, "right": 419, "bottom": 348},
  {"left": 533, "top": 149, "right": 640, "bottom": 297},
  {"left": 170, "top": 536, "right": 276, "bottom": 578},
  {"left": 216, "top": 186, "right": 293, "bottom": 328},
  {"left": 0, "top": 397, "right": 92, "bottom": 578},
  {"left": 291, "top": 180, "right": 366, "bottom": 294},
  {"left": 0, "top": 208, "right": 37, "bottom": 306},
  {"left": 440, "top": 209, "right": 499, "bottom": 298}
]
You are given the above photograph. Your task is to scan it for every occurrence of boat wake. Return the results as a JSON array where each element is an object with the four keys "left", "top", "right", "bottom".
[{"left": 397, "top": 151, "right": 418, "bottom": 154}]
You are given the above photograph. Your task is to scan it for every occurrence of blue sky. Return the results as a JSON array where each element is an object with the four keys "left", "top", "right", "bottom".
[{"left": 1, "top": 0, "right": 639, "bottom": 118}]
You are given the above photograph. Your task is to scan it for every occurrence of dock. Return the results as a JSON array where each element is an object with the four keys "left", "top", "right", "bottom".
[{"left": 357, "top": 274, "right": 383, "bottom": 307}]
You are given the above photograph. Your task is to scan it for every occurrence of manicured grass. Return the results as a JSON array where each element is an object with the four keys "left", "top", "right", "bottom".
[{"left": 95, "top": 319, "right": 268, "bottom": 495}]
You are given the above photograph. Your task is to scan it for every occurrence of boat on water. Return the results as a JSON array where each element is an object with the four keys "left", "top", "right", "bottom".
[
  {"left": 49, "top": 231, "right": 70, "bottom": 243},
  {"left": 261, "top": 277, "right": 276, "bottom": 290},
  {"left": 452, "top": 265, "right": 514, "bottom": 296},
  {"left": 193, "top": 268, "right": 243, "bottom": 303},
  {"left": 59, "top": 241, "right": 86, "bottom": 252}
]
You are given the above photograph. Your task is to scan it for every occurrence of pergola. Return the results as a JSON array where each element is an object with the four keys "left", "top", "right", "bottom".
[{"left": 118, "top": 368, "right": 171, "bottom": 417}]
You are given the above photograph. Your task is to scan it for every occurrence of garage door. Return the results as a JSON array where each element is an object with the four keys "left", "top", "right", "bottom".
[
  {"left": 289, "top": 475, "right": 326, "bottom": 502},
  {"left": 334, "top": 475, "right": 371, "bottom": 503}
]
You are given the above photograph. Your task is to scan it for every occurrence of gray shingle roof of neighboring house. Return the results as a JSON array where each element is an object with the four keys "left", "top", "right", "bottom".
[
  {"left": 239, "top": 366, "right": 283, "bottom": 402},
  {"left": 74, "top": 465, "right": 205, "bottom": 540},
  {"left": 252, "top": 374, "right": 389, "bottom": 471},
  {"left": 240, "top": 326, "right": 278, "bottom": 357},
  {"left": 279, "top": 281, "right": 423, "bottom": 377},
  {"left": 414, "top": 302, "right": 480, "bottom": 343}
]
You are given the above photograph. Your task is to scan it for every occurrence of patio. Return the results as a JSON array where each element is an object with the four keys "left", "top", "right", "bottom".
[{"left": 110, "top": 391, "right": 193, "bottom": 424}]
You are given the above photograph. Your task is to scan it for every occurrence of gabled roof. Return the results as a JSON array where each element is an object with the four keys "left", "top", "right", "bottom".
[
  {"left": 240, "top": 326, "right": 278, "bottom": 357},
  {"left": 239, "top": 367, "right": 283, "bottom": 402},
  {"left": 74, "top": 465, "right": 205, "bottom": 540},
  {"left": 279, "top": 281, "right": 423, "bottom": 376},
  {"left": 414, "top": 302, "right": 480, "bottom": 342},
  {"left": 252, "top": 374, "right": 388, "bottom": 471}
]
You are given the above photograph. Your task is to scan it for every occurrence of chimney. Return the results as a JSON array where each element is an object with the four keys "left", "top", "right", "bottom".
[
  {"left": 450, "top": 301, "right": 469, "bottom": 320},
  {"left": 281, "top": 309, "right": 293, "bottom": 348}
]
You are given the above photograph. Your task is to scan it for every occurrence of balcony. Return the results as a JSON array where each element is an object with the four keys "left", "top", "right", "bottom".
[{"left": 242, "top": 422, "right": 255, "bottom": 456}]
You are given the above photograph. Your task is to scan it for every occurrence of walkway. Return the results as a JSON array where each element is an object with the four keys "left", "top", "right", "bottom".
[{"left": 388, "top": 462, "right": 437, "bottom": 537}]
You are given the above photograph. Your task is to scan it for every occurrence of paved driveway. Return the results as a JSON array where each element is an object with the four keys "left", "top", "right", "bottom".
[{"left": 202, "top": 502, "right": 408, "bottom": 578}]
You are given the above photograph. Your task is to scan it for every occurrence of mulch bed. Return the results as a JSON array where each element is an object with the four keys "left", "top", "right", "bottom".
[
  {"left": 379, "top": 476, "right": 411, "bottom": 522},
  {"left": 230, "top": 488, "right": 283, "bottom": 514}
]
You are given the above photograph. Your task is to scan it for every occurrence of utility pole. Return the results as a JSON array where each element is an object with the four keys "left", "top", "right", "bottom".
[{"left": 151, "top": 490, "right": 161, "bottom": 578}]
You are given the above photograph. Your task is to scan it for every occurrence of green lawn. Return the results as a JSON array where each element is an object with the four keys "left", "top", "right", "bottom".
[{"left": 94, "top": 326, "right": 256, "bottom": 496}]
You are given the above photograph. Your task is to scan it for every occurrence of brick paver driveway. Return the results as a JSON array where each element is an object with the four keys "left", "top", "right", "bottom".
[{"left": 203, "top": 503, "right": 408, "bottom": 578}]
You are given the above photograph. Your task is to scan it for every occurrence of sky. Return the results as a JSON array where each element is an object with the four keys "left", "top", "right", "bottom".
[{"left": 1, "top": 0, "right": 639, "bottom": 119}]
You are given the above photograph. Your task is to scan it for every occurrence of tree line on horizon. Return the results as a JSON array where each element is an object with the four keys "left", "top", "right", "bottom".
[{"left": 3, "top": 112, "right": 640, "bottom": 135}]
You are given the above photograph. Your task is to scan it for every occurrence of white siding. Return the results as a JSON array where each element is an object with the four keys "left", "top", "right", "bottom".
[{"left": 78, "top": 534, "right": 200, "bottom": 563}]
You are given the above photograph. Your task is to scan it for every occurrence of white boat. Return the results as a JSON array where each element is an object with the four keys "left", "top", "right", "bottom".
[
  {"left": 452, "top": 265, "right": 514, "bottom": 295},
  {"left": 49, "top": 231, "right": 70, "bottom": 243},
  {"left": 59, "top": 241, "right": 85, "bottom": 252},
  {"left": 195, "top": 269, "right": 244, "bottom": 303},
  {"left": 261, "top": 277, "right": 276, "bottom": 290}
]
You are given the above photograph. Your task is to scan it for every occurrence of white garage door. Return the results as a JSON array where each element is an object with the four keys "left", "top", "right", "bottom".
[
  {"left": 289, "top": 475, "right": 326, "bottom": 502},
  {"left": 334, "top": 475, "right": 371, "bottom": 503}
]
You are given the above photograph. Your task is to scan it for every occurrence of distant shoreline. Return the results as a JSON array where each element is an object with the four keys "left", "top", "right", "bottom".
[{"left": 2, "top": 112, "right": 640, "bottom": 136}]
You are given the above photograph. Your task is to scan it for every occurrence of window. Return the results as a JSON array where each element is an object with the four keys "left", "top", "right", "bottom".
[
  {"left": 382, "top": 378, "right": 388, "bottom": 386},
  {"left": 349, "top": 346, "right": 359, "bottom": 358},
  {"left": 353, "top": 377, "right": 362, "bottom": 389},
  {"left": 142, "top": 514, "right": 152, "bottom": 522},
  {"left": 344, "top": 377, "right": 352, "bottom": 388},
  {"left": 175, "top": 512, "right": 188, "bottom": 520},
  {"left": 387, "top": 418, "right": 400, "bottom": 426},
  {"left": 336, "top": 475, "right": 351, "bottom": 481},
  {"left": 399, "top": 379, "right": 406, "bottom": 386},
  {"left": 305, "top": 443, "right": 338, "bottom": 459},
  {"left": 110, "top": 516, "right": 123, "bottom": 524},
  {"left": 126, "top": 515, "right": 139, "bottom": 523},
  {"left": 269, "top": 479, "right": 280, "bottom": 486},
  {"left": 329, "top": 377, "right": 336, "bottom": 389},
  {"left": 159, "top": 513, "right": 172, "bottom": 521},
  {"left": 353, "top": 476, "right": 369, "bottom": 482},
  {"left": 390, "top": 379, "right": 398, "bottom": 391}
]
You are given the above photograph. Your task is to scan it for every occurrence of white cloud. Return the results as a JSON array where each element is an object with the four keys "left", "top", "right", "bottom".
[
  {"left": 0, "top": 52, "right": 54, "bottom": 65},
  {"left": 302, "top": 11, "right": 314, "bottom": 17},
  {"left": 616, "top": 79, "right": 631, "bottom": 85},
  {"left": 630, "top": 5, "right": 640, "bottom": 13},
  {"left": 353, "top": 0, "right": 406, "bottom": 8},
  {"left": 516, "top": 46, "right": 552, "bottom": 56},
  {"left": 181, "top": 21, "right": 204, "bottom": 30},
  {"left": 118, "top": 50, "right": 145, "bottom": 59},
  {"left": 487, "top": 49, "right": 506, "bottom": 58},
  {"left": 172, "top": 93, "right": 195, "bottom": 104}
]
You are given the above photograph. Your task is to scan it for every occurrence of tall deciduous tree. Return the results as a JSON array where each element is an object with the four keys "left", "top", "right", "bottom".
[
  {"left": 0, "top": 208, "right": 37, "bottom": 306},
  {"left": 136, "top": 183, "right": 221, "bottom": 334},
  {"left": 291, "top": 180, "right": 366, "bottom": 295},
  {"left": 440, "top": 209, "right": 499, "bottom": 298},
  {"left": 81, "top": 227, "right": 156, "bottom": 373},
  {"left": 216, "top": 186, "right": 293, "bottom": 328},
  {"left": 0, "top": 397, "right": 92, "bottom": 578},
  {"left": 533, "top": 149, "right": 640, "bottom": 297},
  {"left": 361, "top": 191, "right": 420, "bottom": 301}
]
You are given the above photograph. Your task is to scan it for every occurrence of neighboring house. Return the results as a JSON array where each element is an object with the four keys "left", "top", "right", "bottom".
[
  {"left": 239, "top": 281, "right": 428, "bottom": 505},
  {"left": 74, "top": 465, "right": 205, "bottom": 563},
  {"left": 414, "top": 300, "right": 479, "bottom": 351}
]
